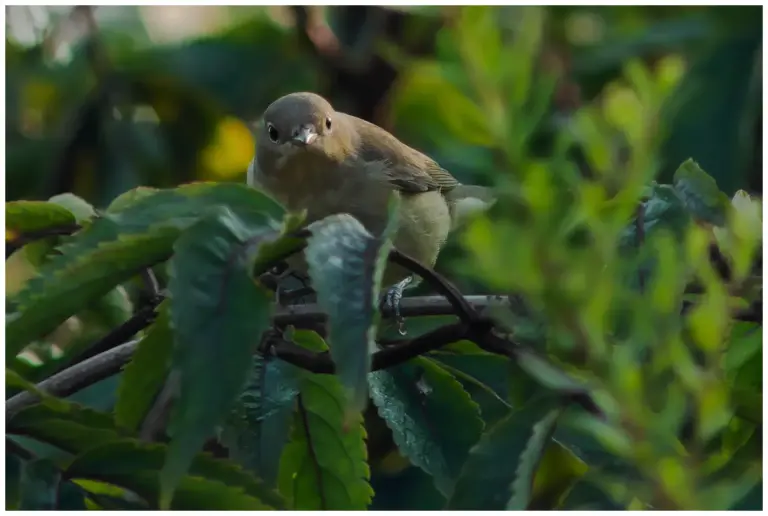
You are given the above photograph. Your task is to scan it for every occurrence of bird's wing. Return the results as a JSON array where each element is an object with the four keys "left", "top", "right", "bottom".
[{"left": 345, "top": 114, "right": 460, "bottom": 194}]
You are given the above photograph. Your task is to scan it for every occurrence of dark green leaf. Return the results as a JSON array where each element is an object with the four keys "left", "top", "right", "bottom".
[
  {"left": 447, "top": 397, "right": 564, "bottom": 509},
  {"left": 7, "top": 182, "right": 284, "bottom": 360},
  {"left": 278, "top": 372, "right": 373, "bottom": 509},
  {"left": 114, "top": 301, "right": 174, "bottom": 431},
  {"left": 19, "top": 459, "right": 60, "bottom": 510},
  {"left": 660, "top": 28, "right": 761, "bottom": 195},
  {"left": 66, "top": 439, "right": 283, "bottom": 510},
  {"left": 6, "top": 451, "right": 23, "bottom": 510},
  {"left": 7, "top": 403, "right": 125, "bottom": 455},
  {"left": 369, "top": 357, "right": 484, "bottom": 496},
  {"left": 56, "top": 481, "right": 89, "bottom": 510},
  {"left": 221, "top": 355, "right": 301, "bottom": 487},
  {"left": 427, "top": 352, "right": 513, "bottom": 424},
  {"left": 672, "top": 158, "right": 731, "bottom": 226},
  {"left": 162, "top": 206, "right": 276, "bottom": 508},
  {"left": 305, "top": 205, "right": 398, "bottom": 415}
]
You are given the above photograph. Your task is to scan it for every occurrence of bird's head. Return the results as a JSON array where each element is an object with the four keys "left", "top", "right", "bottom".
[{"left": 257, "top": 92, "right": 352, "bottom": 169}]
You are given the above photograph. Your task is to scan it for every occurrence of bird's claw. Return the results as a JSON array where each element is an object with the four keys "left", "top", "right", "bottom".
[{"left": 380, "top": 276, "right": 413, "bottom": 335}]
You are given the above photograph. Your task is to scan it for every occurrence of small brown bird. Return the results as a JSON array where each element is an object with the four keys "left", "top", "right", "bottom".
[{"left": 247, "top": 92, "right": 493, "bottom": 324}]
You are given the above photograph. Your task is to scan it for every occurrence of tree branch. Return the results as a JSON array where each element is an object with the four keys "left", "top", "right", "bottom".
[{"left": 6, "top": 339, "right": 139, "bottom": 417}]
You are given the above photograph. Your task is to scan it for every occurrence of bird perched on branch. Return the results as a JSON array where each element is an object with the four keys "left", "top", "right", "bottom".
[{"left": 247, "top": 91, "right": 494, "bottom": 329}]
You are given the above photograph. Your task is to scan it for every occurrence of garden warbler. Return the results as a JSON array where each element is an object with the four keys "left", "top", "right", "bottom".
[{"left": 247, "top": 92, "right": 494, "bottom": 326}]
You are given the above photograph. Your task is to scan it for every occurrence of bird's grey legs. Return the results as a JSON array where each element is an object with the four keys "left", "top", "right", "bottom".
[{"left": 381, "top": 275, "right": 414, "bottom": 335}]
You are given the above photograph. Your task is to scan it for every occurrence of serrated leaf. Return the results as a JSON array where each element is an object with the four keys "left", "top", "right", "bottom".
[
  {"left": 7, "top": 182, "right": 284, "bottom": 360},
  {"left": 7, "top": 403, "right": 126, "bottom": 455},
  {"left": 19, "top": 458, "right": 60, "bottom": 510},
  {"left": 6, "top": 225, "right": 178, "bottom": 359},
  {"left": 673, "top": 158, "right": 731, "bottom": 226},
  {"left": 221, "top": 355, "right": 301, "bottom": 487},
  {"left": 6, "top": 200, "right": 76, "bottom": 234},
  {"left": 278, "top": 373, "right": 373, "bottom": 510},
  {"left": 114, "top": 301, "right": 174, "bottom": 431},
  {"left": 66, "top": 439, "right": 283, "bottom": 510},
  {"left": 447, "top": 397, "right": 564, "bottom": 510},
  {"left": 305, "top": 205, "right": 398, "bottom": 416},
  {"left": 427, "top": 352, "right": 513, "bottom": 424},
  {"left": 162, "top": 206, "right": 277, "bottom": 508},
  {"left": 48, "top": 193, "right": 96, "bottom": 223},
  {"left": 106, "top": 186, "right": 160, "bottom": 214},
  {"left": 369, "top": 357, "right": 484, "bottom": 496}
]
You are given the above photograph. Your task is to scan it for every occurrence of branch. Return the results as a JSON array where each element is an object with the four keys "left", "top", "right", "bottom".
[
  {"left": 53, "top": 297, "right": 160, "bottom": 374},
  {"left": 270, "top": 321, "right": 470, "bottom": 374},
  {"left": 389, "top": 249, "right": 482, "bottom": 325},
  {"left": 6, "top": 339, "right": 139, "bottom": 417},
  {"left": 273, "top": 294, "right": 510, "bottom": 325}
]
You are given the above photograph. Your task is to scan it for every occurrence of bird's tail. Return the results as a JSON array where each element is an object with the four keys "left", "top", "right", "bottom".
[{"left": 444, "top": 185, "right": 496, "bottom": 230}]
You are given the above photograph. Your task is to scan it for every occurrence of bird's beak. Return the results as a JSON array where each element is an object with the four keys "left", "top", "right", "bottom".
[{"left": 291, "top": 125, "right": 318, "bottom": 146}]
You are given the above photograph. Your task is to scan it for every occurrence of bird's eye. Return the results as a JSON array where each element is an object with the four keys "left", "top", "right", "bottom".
[
  {"left": 325, "top": 117, "right": 332, "bottom": 130},
  {"left": 267, "top": 124, "right": 279, "bottom": 143}
]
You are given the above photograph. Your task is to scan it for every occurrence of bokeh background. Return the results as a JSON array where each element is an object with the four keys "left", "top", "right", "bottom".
[{"left": 5, "top": 5, "right": 763, "bottom": 509}]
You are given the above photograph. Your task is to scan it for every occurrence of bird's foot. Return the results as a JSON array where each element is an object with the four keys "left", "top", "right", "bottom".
[{"left": 380, "top": 276, "right": 414, "bottom": 336}]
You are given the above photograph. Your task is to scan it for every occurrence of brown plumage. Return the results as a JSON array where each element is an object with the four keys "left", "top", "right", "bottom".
[{"left": 247, "top": 91, "right": 493, "bottom": 284}]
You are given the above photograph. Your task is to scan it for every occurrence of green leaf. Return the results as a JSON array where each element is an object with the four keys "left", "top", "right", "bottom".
[
  {"left": 7, "top": 403, "right": 125, "bottom": 455},
  {"left": 161, "top": 206, "right": 276, "bottom": 508},
  {"left": 6, "top": 452, "right": 23, "bottom": 509},
  {"left": 5, "top": 200, "right": 76, "bottom": 235},
  {"left": 48, "top": 193, "right": 96, "bottom": 223},
  {"left": 305, "top": 207, "right": 398, "bottom": 415},
  {"left": 21, "top": 193, "right": 94, "bottom": 268},
  {"left": 447, "top": 397, "right": 564, "bottom": 510},
  {"left": 221, "top": 355, "right": 301, "bottom": 487},
  {"left": 7, "top": 182, "right": 284, "bottom": 360},
  {"left": 114, "top": 301, "right": 174, "bottom": 431},
  {"left": 660, "top": 27, "right": 761, "bottom": 195},
  {"left": 66, "top": 439, "right": 283, "bottom": 510},
  {"left": 427, "top": 352, "right": 513, "bottom": 424},
  {"left": 106, "top": 186, "right": 160, "bottom": 213},
  {"left": 369, "top": 357, "right": 484, "bottom": 496},
  {"left": 19, "top": 458, "right": 60, "bottom": 510},
  {"left": 673, "top": 158, "right": 731, "bottom": 226},
  {"left": 516, "top": 349, "right": 589, "bottom": 394},
  {"left": 56, "top": 481, "right": 89, "bottom": 510},
  {"left": 278, "top": 372, "right": 373, "bottom": 510}
]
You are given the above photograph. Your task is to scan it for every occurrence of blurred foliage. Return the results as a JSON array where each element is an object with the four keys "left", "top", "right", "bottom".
[{"left": 5, "top": 5, "right": 763, "bottom": 511}]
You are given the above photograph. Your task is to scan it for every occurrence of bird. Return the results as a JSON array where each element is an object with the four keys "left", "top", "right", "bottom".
[{"left": 247, "top": 91, "right": 494, "bottom": 330}]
